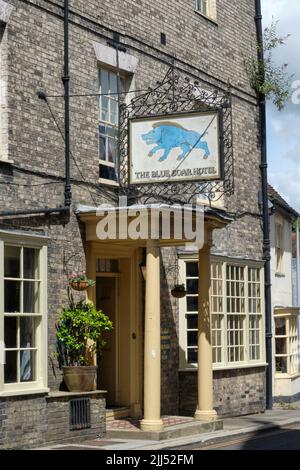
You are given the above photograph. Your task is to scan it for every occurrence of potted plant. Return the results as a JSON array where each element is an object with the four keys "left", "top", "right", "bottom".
[
  {"left": 68, "top": 271, "right": 95, "bottom": 291},
  {"left": 171, "top": 283, "right": 187, "bottom": 298},
  {"left": 55, "top": 299, "right": 113, "bottom": 392}
]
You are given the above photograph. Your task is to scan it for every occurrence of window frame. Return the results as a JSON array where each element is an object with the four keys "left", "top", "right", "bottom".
[
  {"left": 274, "top": 309, "right": 300, "bottom": 377},
  {"left": 98, "top": 68, "right": 126, "bottom": 185},
  {"left": 194, "top": 0, "right": 217, "bottom": 22},
  {"left": 0, "top": 231, "right": 48, "bottom": 396},
  {"left": 178, "top": 255, "right": 265, "bottom": 370}
]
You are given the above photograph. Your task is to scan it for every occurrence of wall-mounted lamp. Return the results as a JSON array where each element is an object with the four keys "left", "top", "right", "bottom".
[{"left": 139, "top": 263, "right": 146, "bottom": 281}]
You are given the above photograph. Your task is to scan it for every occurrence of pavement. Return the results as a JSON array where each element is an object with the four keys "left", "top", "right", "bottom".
[{"left": 35, "top": 401, "right": 300, "bottom": 450}]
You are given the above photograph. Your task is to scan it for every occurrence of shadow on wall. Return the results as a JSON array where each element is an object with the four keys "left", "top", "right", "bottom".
[{"left": 160, "top": 248, "right": 180, "bottom": 416}]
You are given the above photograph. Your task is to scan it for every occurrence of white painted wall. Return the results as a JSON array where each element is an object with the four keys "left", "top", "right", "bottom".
[{"left": 270, "top": 212, "right": 294, "bottom": 308}]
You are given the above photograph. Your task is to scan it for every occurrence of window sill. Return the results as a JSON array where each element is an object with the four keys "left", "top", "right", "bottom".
[
  {"left": 0, "top": 387, "right": 50, "bottom": 398},
  {"left": 0, "top": 157, "right": 14, "bottom": 164},
  {"left": 99, "top": 178, "right": 119, "bottom": 187},
  {"left": 194, "top": 10, "right": 218, "bottom": 26},
  {"left": 275, "top": 373, "right": 300, "bottom": 380},
  {"left": 179, "top": 362, "right": 268, "bottom": 372}
]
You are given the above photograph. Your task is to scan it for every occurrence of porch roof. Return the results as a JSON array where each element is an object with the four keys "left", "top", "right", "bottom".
[{"left": 75, "top": 203, "right": 232, "bottom": 246}]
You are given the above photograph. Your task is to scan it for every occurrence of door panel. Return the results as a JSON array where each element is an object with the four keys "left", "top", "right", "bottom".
[{"left": 96, "top": 277, "right": 117, "bottom": 405}]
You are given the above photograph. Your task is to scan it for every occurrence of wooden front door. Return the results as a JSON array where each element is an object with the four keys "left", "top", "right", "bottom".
[{"left": 96, "top": 276, "right": 118, "bottom": 405}]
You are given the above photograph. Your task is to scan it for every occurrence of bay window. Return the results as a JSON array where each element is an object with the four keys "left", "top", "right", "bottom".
[
  {"left": 0, "top": 232, "right": 48, "bottom": 394},
  {"left": 179, "top": 257, "right": 265, "bottom": 369},
  {"left": 274, "top": 308, "right": 300, "bottom": 376}
]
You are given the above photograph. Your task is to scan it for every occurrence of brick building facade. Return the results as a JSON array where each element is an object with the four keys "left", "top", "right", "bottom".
[{"left": 0, "top": 0, "right": 266, "bottom": 448}]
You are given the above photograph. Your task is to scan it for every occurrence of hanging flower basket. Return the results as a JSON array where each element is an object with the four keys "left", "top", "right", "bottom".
[
  {"left": 171, "top": 284, "right": 187, "bottom": 298},
  {"left": 68, "top": 272, "right": 95, "bottom": 292},
  {"left": 70, "top": 281, "right": 89, "bottom": 291}
]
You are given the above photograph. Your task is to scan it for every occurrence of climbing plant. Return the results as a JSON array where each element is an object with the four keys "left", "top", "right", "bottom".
[{"left": 245, "top": 20, "right": 293, "bottom": 110}]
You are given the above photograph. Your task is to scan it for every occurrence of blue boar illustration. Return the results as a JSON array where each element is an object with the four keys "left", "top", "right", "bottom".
[{"left": 141, "top": 122, "right": 210, "bottom": 162}]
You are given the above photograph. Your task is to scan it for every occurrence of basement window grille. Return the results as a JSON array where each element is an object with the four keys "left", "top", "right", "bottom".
[{"left": 69, "top": 398, "right": 91, "bottom": 431}]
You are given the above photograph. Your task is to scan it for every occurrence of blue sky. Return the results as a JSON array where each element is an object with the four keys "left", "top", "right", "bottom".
[{"left": 262, "top": 0, "right": 300, "bottom": 211}]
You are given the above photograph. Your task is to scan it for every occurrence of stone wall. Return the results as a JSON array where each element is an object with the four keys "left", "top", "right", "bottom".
[
  {"left": 179, "top": 367, "right": 266, "bottom": 417},
  {"left": 0, "top": 391, "right": 106, "bottom": 449}
]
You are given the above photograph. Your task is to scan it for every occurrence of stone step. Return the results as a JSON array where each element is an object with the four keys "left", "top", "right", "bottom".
[
  {"left": 106, "top": 419, "right": 223, "bottom": 441},
  {"left": 106, "top": 407, "right": 131, "bottom": 422}
]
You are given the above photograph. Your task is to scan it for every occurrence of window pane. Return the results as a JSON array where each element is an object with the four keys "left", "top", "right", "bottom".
[
  {"left": 276, "top": 356, "right": 287, "bottom": 373},
  {"left": 20, "top": 350, "right": 35, "bottom": 382},
  {"left": 275, "top": 318, "right": 286, "bottom": 336},
  {"left": 187, "top": 331, "right": 198, "bottom": 347},
  {"left": 110, "top": 73, "right": 118, "bottom": 94},
  {"left": 186, "top": 296, "right": 198, "bottom": 312},
  {"left": 4, "top": 280, "right": 21, "bottom": 313},
  {"left": 276, "top": 338, "right": 287, "bottom": 355},
  {"left": 186, "top": 262, "right": 198, "bottom": 277},
  {"left": 4, "top": 351, "right": 17, "bottom": 383},
  {"left": 100, "top": 70, "right": 109, "bottom": 94},
  {"left": 23, "top": 282, "right": 40, "bottom": 313},
  {"left": 107, "top": 126, "right": 117, "bottom": 138},
  {"left": 20, "top": 317, "right": 36, "bottom": 348},
  {"left": 99, "top": 164, "right": 117, "bottom": 181},
  {"left": 187, "top": 279, "right": 198, "bottom": 294},
  {"left": 110, "top": 99, "right": 118, "bottom": 125},
  {"left": 24, "top": 248, "right": 39, "bottom": 279},
  {"left": 101, "top": 96, "right": 109, "bottom": 121},
  {"left": 4, "top": 246, "right": 21, "bottom": 278},
  {"left": 187, "top": 314, "right": 198, "bottom": 330},
  {"left": 108, "top": 137, "right": 117, "bottom": 163},
  {"left": 99, "top": 134, "right": 106, "bottom": 161},
  {"left": 4, "top": 316, "right": 17, "bottom": 348},
  {"left": 187, "top": 348, "right": 197, "bottom": 363}
]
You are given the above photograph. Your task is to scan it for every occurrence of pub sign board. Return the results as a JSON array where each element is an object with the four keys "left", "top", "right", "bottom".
[{"left": 129, "top": 110, "right": 223, "bottom": 185}]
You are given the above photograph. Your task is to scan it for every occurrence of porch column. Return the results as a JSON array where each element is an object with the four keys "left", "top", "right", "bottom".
[
  {"left": 194, "top": 243, "right": 217, "bottom": 421},
  {"left": 140, "top": 239, "right": 164, "bottom": 432}
]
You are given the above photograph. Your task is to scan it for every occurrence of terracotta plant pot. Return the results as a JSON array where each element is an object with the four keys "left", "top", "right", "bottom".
[
  {"left": 70, "top": 281, "right": 89, "bottom": 291},
  {"left": 62, "top": 366, "right": 97, "bottom": 392},
  {"left": 171, "top": 288, "right": 187, "bottom": 298}
]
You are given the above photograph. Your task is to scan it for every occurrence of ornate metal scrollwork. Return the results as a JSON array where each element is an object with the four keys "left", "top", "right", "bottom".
[{"left": 118, "top": 66, "right": 234, "bottom": 204}]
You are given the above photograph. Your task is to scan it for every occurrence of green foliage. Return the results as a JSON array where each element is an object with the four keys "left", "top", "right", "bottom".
[
  {"left": 244, "top": 20, "right": 293, "bottom": 110},
  {"left": 56, "top": 300, "right": 113, "bottom": 366}
]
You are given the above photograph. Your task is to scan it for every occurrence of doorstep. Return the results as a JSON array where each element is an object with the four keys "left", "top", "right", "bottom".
[
  {"left": 106, "top": 416, "right": 223, "bottom": 441},
  {"left": 106, "top": 406, "right": 131, "bottom": 422}
]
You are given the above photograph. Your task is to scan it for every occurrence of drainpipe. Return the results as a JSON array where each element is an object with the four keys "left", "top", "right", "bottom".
[
  {"left": 62, "top": 0, "right": 72, "bottom": 207},
  {"left": 255, "top": 0, "right": 273, "bottom": 410},
  {"left": 296, "top": 220, "right": 300, "bottom": 363},
  {"left": 297, "top": 220, "right": 300, "bottom": 305}
]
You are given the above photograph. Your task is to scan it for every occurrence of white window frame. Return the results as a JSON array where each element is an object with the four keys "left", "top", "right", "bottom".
[
  {"left": 179, "top": 255, "right": 265, "bottom": 370},
  {"left": 0, "top": 230, "right": 48, "bottom": 396},
  {"left": 274, "top": 308, "right": 300, "bottom": 377},
  {"left": 98, "top": 68, "right": 131, "bottom": 186},
  {"left": 195, "top": 0, "right": 217, "bottom": 21}
]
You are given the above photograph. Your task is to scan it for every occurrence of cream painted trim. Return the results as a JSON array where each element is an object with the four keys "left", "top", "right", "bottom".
[
  {"left": 99, "top": 178, "right": 119, "bottom": 187},
  {"left": 275, "top": 372, "right": 300, "bottom": 379},
  {"left": 179, "top": 362, "right": 268, "bottom": 372},
  {"left": 178, "top": 251, "right": 265, "bottom": 267},
  {"left": 0, "top": 387, "right": 50, "bottom": 397},
  {"left": 0, "top": 236, "right": 48, "bottom": 393}
]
